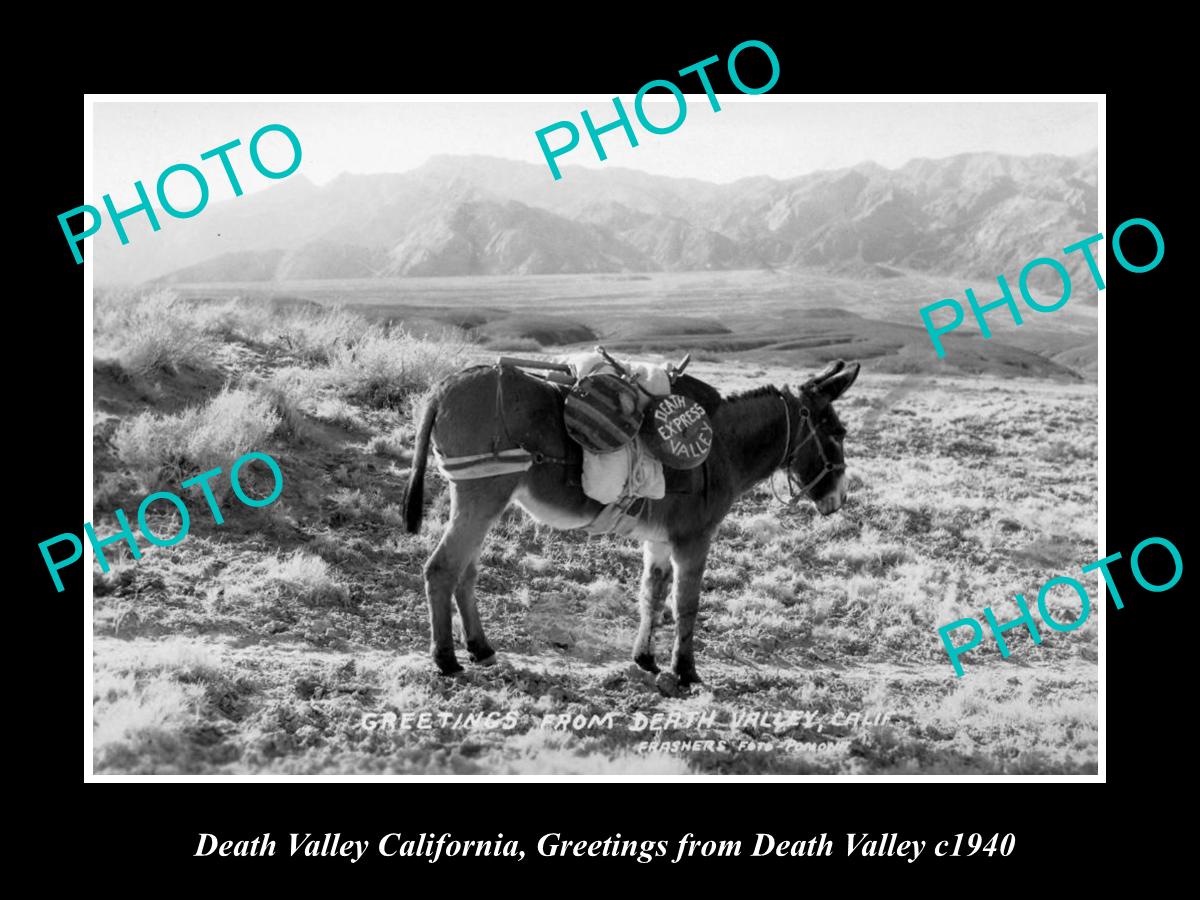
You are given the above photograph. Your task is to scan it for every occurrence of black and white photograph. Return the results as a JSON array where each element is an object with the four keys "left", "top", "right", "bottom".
[{"left": 83, "top": 95, "right": 1100, "bottom": 776}]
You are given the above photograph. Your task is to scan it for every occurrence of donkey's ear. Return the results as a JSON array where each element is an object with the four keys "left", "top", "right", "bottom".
[
  {"left": 810, "top": 360, "right": 846, "bottom": 384},
  {"left": 817, "top": 361, "right": 860, "bottom": 401}
]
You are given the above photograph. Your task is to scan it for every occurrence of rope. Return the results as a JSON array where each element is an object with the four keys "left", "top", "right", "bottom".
[
  {"left": 769, "top": 388, "right": 846, "bottom": 507},
  {"left": 768, "top": 392, "right": 793, "bottom": 505}
]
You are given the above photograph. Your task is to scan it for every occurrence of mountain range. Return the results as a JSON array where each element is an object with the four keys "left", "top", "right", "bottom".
[{"left": 94, "top": 151, "right": 1098, "bottom": 286}]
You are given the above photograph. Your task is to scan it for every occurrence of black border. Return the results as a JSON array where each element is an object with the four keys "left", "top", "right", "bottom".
[{"left": 30, "top": 26, "right": 1178, "bottom": 880}]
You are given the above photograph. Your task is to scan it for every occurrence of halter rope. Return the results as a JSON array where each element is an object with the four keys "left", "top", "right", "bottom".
[{"left": 773, "top": 388, "right": 846, "bottom": 503}]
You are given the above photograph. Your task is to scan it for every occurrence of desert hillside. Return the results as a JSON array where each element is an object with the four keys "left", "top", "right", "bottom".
[{"left": 90, "top": 291, "right": 1097, "bottom": 774}]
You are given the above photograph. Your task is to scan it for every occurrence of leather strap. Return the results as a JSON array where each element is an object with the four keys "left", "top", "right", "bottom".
[{"left": 778, "top": 389, "right": 845, "bottom": 501}]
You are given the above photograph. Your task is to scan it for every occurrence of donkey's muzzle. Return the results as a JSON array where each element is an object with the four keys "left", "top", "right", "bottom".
[{"left": 814, "top": 474, "right": 848, "bottom": 516}]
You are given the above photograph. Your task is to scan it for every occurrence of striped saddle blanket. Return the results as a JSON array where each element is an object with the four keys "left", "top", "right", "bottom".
[{"left": 433, "top": 447, "right": 535, "bottom": 481}]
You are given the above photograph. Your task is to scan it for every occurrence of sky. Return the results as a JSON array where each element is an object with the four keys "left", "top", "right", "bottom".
[{"left": 92, "top": 99, "right": 1099, "bottom": 199}]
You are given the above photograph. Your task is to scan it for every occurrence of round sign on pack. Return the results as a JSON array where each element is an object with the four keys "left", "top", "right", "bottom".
[{"left": 642, "top": 395, "right": 713, "bottom": 469}]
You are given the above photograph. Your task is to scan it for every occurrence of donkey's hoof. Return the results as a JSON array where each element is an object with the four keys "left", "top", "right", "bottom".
[
  {"left": 467, "top": 641, "right": 497, "bottom": 666},
  {"left": 655, "top": 671, "right": 681, "bottom": 697},
  {"left": 434, "top": 652, "right": 464, "bottom": 676},
  {"left": 675, "top": 667, "right": 702, "bottom": 688},
  {"left": 633, "top": 652, "right": 660, "bottom": 674}
]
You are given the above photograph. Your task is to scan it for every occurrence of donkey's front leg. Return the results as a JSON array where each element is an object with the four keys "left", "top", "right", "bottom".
[
  {"left": 669, "top": 533, "right": 713, "bottom": 687},
  {"left": 632, "top": 541, "right": 672, "bottom": 673}
]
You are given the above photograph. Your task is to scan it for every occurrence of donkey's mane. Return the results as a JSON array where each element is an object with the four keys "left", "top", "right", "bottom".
[{"left": 726, "top": 384, "right": 784, "bottom": 403}]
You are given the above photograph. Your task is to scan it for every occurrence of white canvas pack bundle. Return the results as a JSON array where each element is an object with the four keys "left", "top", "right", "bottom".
[{"left": 559, "top": 351, "right": 672, "bottom": 505}]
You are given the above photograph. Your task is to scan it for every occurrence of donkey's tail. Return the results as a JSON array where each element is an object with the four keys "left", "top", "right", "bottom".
[{"left": 403, "top": 393, "right": 438, "bottom": 534}]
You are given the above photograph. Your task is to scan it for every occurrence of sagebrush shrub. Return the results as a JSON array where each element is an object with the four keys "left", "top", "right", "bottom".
[
  {"left": 277, "top": 306, "right": 372, "bottom": 365},
  {"left": 328, "top": 326, "right": 468, "bottom": 409},
  {"left": 191, "top": 299, "right": 276, "bottom": 344},
  {"left": 113, "top": 386, "right": 281, "bottom": 488},
  {"left": 242, "top": 368, "right": 312, "bottom": 443},
  {"left": 94, "top": 289, "right": 217, "bottom": 376},
  {"left": 259, "top": 551, "right": 349, "bottom": 606}
]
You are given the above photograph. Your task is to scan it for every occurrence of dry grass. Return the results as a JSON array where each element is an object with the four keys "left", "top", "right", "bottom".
[
  {"left": 254, "top": 551, "right": 350, "bottom": 607},
  {"left": 189, "top": 298, "right": 277, "bottom": 343},
  {"left": 112, "top": 386, "right": 281, "bottom": 489},
  {"left": 325, "top": 327, "right": 470, "bottom": 409},
  {"left": 365, "top": 423, "right": 412, "bottom": 461},
  {"left": 276, "top": 306, "right": 372, "bottom": 364},
  {"left": 92, "top": 293, "right": 1097, "bottom": 775},
  {"left": 94, "top": 289, "right": 217, "bottom": 375},
  {"left": 240, "top": 368, "right": 311, "bottom": 444}
]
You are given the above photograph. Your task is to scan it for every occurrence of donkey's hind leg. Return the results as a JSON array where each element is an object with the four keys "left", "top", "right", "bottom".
[
  {"left": 632, "top": 541, "right": 672, "bottom": 673},
  {"left": 424, "top": 475, "right": 517, "bottom": 675},
  {"left": 455, "top": 557, "right": 496, "bottom": 666}
]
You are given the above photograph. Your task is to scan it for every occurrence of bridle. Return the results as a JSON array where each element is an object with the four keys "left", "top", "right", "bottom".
[{"left": 773, "top": 386, "right": 846, "bottom": 503}]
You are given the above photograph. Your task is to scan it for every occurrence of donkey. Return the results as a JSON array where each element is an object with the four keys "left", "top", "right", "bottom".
[{"left": 402, "top": 359, "right": 860, "bottom": 684}]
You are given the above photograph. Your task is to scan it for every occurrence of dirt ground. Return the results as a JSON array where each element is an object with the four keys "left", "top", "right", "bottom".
[{"left": 90, "top": 299, "right": 1098, "bottom": 775}]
